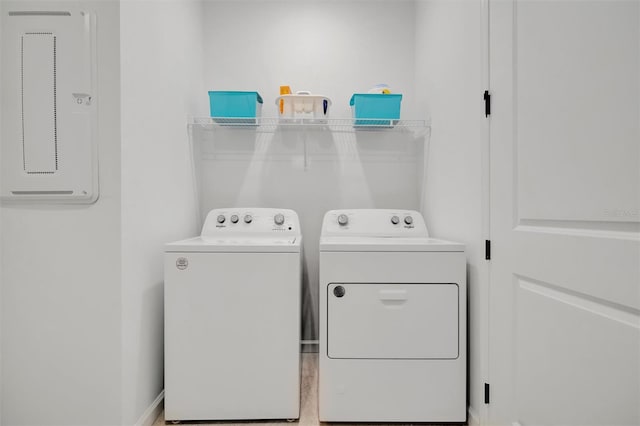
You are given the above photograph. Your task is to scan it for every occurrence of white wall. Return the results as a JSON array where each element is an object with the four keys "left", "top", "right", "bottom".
[
  {"left": 0, "top": 1, "right": 122, "bottom": 425},
  {"left": 200, "top": 0, "right": 422, "bottom": 342},
  {"left": 0, "top": 3, "right": 4, "bottom": 422},
  {"left": 0, "top": 2, "right": 487, "bottom": 424},
  {"left": 203, "top": 0, "right": 418, "bottom": 119},
  {"left": 120, "top": 0, "right": 203, "bottom": 424},
  {"left": 1, "top": 1, "right": 204, "bottom": 424},
  {"left": 414, "top": 0, "right": 487, "bottom": 422}
]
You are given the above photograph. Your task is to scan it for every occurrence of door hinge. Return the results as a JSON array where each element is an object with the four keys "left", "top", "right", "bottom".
[
  {"left": 484, "top": 90, "right": 491, "bottom": 117},
  {"left": 484, "top": 383, "right": 490, "bottom": 404},
  {"left": 485, "top": 240, "right": 491, "bottom": 260}
]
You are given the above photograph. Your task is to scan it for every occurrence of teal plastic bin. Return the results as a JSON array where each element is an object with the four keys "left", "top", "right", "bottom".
[
  {"left": 208, "top": 91, "right": 263, "bottom": 123},
  {"left": 350, "top": 93, "right": 402, "bottom": 126}
]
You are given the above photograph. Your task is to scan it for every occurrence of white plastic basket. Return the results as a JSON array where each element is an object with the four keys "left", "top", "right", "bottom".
[{"left": 275, "top": 91, "right": 332, "bottom": 122}]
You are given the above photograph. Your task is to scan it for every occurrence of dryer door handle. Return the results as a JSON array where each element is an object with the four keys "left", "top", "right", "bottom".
[{"left": 378, "top": 289, "right": 408, "bottom": 301}]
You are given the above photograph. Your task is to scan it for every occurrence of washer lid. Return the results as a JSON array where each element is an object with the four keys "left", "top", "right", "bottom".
[
  {"left": 166, "top": 236, "right": 301, "bottom": 253},
  {"left": 320, "top": 236, "right": 464, "bottom": 252}
]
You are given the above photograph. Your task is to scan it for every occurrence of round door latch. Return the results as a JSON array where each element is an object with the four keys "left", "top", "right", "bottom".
[{"left": 333, "top": 285, "right": 346, "bottom": 298}]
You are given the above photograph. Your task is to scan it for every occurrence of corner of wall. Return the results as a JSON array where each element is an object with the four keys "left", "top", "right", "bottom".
[
  {"left": 120, "top": 0, "right": 203, "bottom": 424},
  {"left": 412, "top": 1, "right": 489, "bottom": 424}
]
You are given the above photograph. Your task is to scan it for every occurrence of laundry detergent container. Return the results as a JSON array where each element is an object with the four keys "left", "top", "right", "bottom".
[
  {"left": 208, "top": 91, "right": 263, "bottom": 123},
  {"left": 350, "top": 93, "right": 402, "bottom": 126}
]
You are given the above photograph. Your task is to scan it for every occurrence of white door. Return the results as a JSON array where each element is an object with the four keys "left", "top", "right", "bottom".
[
  {"left": 489, "top": 1, "right": 640, "bottom": 425},
  {"left": 327, "top": 283, "right": 459, "bottom": 359}
]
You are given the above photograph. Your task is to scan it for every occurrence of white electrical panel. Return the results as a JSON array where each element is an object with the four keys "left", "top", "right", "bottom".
[{"left": 1, "top": 10, "right": 98, "bottom": 203}]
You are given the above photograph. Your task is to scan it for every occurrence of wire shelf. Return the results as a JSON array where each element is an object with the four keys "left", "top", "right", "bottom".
[{"left": 189, "top": 117, "right": 430, "bottom": 137}]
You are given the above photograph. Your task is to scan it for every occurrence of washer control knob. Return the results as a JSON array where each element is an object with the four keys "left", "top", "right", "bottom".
[
  {"left": 391, "top": 215, "right": 400, "bottom": 225},
  {"left": 274, "top": 213, "right": 285, "bottom": 226},
  {"left": 333, "top": 286, "right": 346, "bottom": 298},
  {"left": 337, "top": 214, "right": 349, "bottom": 226},
  {"left": 244, "top": 214, "right": 253, "bottom": 224},
  {"left": 404, "top": 216, "right": 413, "bottom": 225},
  {"left": 216, "top": 215, "right": 226, "bottom": 224},
  {"left": 230, "top": 214, "right": 239, "bottom": 224}
]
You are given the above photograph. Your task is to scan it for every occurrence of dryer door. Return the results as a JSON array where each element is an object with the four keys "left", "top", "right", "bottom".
[{"left": 327, "top": 283, "right": 459, "bottom": 359}]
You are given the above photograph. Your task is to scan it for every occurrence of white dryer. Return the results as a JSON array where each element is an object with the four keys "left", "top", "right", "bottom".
[
  {"left": 164, "top": 208, "right": 301, "bottom": 422},
  {"left": 319, "top": 209, "right": 466, "bottom": 423}
]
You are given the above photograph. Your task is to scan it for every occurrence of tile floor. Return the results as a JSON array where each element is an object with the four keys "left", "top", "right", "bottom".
[{"left": 154, "top": 353, "right": 452, "bottom": 426}]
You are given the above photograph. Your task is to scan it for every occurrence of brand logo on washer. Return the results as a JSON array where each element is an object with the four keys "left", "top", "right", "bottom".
[{"left": 176, "top": 257, "right": 189, "bottom": 270}]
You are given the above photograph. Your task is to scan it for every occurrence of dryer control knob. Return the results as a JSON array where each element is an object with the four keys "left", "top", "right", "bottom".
[
  {"left": 244, "top": 214, "right": 253, "bottom": 224},
  {"left": 391, "top": 215, "right": 400, "bottom": 225},
  {"left": 338, "top": 214, "right": 349, "bottom": 226},
  {"left": 404, "top": 216, "right": 413, "bottom": 225},
  {"left": 230, "top": 214, "right": 239, "bottom": 224},
  {"left": 274, "top": 213, "right": 285, "bottom": 226},
  {"left": 217, "top": 215, "right": 226, "bottom": 224}
]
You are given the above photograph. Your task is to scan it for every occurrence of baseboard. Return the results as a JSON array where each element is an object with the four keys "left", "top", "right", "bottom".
[
  {"left": 468, "top": 406, "right": 481, "bottom": 426},
  {"left": 135, "top": 390, "right": 164, "bottom": 426}
]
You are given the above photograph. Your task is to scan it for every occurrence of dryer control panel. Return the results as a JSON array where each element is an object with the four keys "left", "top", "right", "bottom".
[
  {"left": 201, "top": 208, "right": 300, "bottom": 237},
  {"left": 321, "top": 209, "right": 429, "bottom": 238}
]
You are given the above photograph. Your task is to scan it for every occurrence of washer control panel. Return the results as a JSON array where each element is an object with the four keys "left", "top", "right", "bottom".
[
  {"left": 322, "top": 209, "right": 428, "bottom": 237},
  {"left": 201, "top": 208, "right": 300, "bottom": 237}
]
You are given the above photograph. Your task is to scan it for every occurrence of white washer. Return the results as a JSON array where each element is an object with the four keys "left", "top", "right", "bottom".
[
  {"left": 164, "top": 208, "right": 301, "bottom": 422},
  {"left": 319, "top": 209, "right": 466, "bottom": 423}
]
